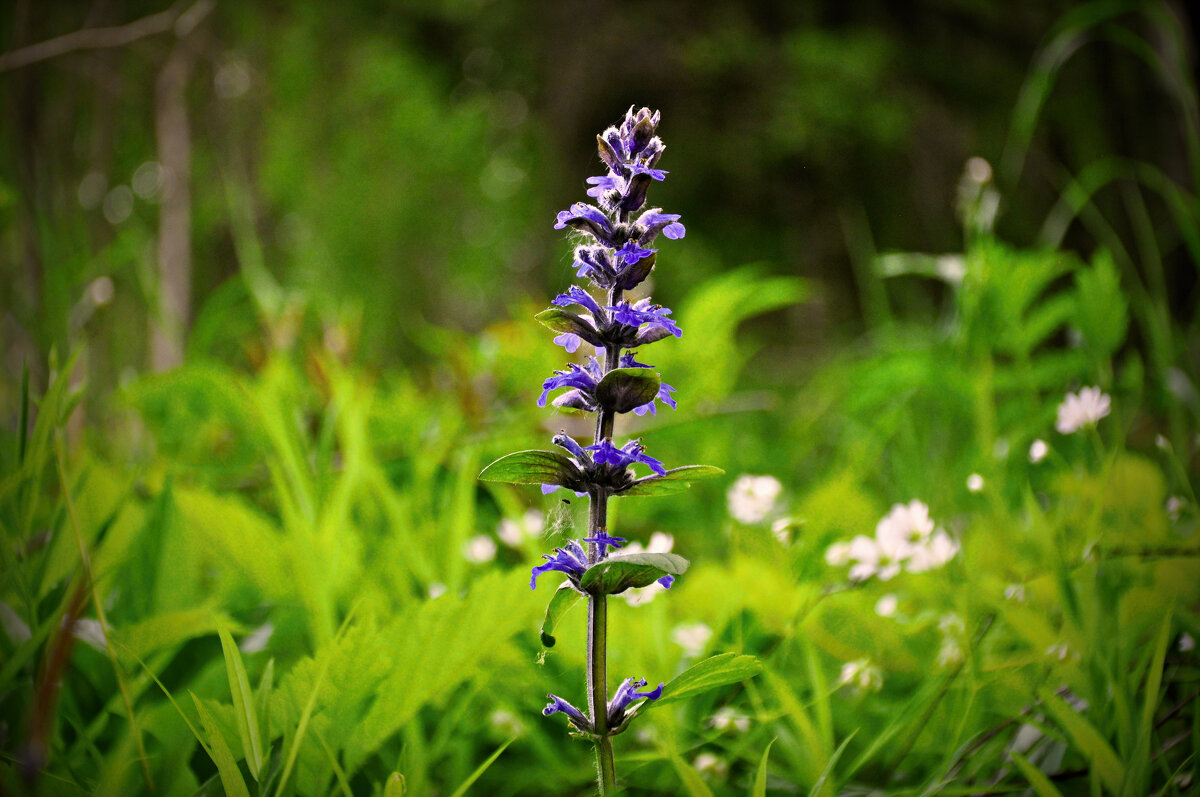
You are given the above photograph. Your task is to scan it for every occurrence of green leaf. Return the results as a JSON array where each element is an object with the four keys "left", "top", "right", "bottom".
[
  {"left": 218, "top": 626, "right": 264, "bottom": 780},
  {"left": 648, "top": 653, "right": 763, "bottom": 708},
  {"left": 534, "top": 308, "right": 602, "bottom": 345},
  {"left": 753, "top": 738, "right": 776, "bottom": 797},
  {"left": 478, "top": 450, "right": 584, "bottom": 489},
  {"left": 1038, "top": 688, "right": 1125, "bottom": 793},
  {"left": 256, "top": 658, "right": 274, "bottom": 756},
  {"left": 621, "top": 465, "right": 725, "bottom": 497},
  {"left": 595, "top": 367, "right": 661, "bottom": 413},
  {"left": 540, "top": 583, "right": 582, "bottom": 647},
  {"left": 1008, "top": 750, "right": 1065, "bottom": 797},
  {"left": 191, "top": 693, "right": 251, "bottom": 797},
  {"left": 579, "top": 552, "right": 689, "bottom": 596}
]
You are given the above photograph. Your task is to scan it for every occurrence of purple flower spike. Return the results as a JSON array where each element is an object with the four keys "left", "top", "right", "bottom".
[
  {"left": 538, "top": 359, "right": 603, "bottom": 408},
  {"left": 552, "top": 285, "right": 606, "bottom": 318},
  {"left": 530, "top": 539, "right": 589, "bottom": 590},
  {"left": 635, "top": 208, "right": 686, "bottom": 244},
  {"left": 614, "top": 240, "right": 655, "bottom": 267},
  {"left": 609, "top": 299, "right": 682, "bottom": 338},
  {"left": 607, "top": 676, "right": 664, "bottom": 725},
  {"left": 583, "top": 532, "right": 627, "bottom": 554},
  {"left": 543, "top": 694, "right": 588, "bottom": 724},
  {"left": 555, "top": 202, "right": 616, "bottom": 245},
  {"left": 585, "top": 438, "right": 667, "bottom": 476},
  {"left": 553, "top": 332, "right": 583, "bottom": 353}
]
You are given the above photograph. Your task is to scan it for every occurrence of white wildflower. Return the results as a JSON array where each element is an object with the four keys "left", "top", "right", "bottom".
[
  {"left": 839, "top": 658, "right": 883, "bottom": 691},
  {"left": 936, "top": 637, "right": 964, "bottom": 667},
  {"left": 240, "top": 622, "right": 274, "bottom": 654},
  {"left": 906, "top": 530, "right": 959, "bottom": 573},
  {"left": 1029, "top": 439, "right": 1048, "bottom": 463},
  {"left": 1004, "top": 583, "right": 1026, "bottom": 602},
  {"left": 771, "top": 516, "right": 795, "bottom": 544},
  {"left": 672, "top": 622, "right": 712, "bottom": 658},
  {"left": 428, "top": 582, "right": 447, "bottom": 599},
  {"left": 1167, "top": 496, "right": 1185, "bottom": 523},
  {"left": 874, "top": 594, "right": 899, "bottom": 618},
  {"left": 966, "top": 473, "right": 984, "bottom": 493},
  {"left": 727, "top": 474, "right": 782, "bottom": 524},
  {"left": 489, "top": 709, "right": 523, "bottom": 735},
  {"left": 709, "top": 706, "right": 751, "bottom": 733},
  {"left": 1055, "top": 386, "right": 1111, "bottom": 434},
  {"left": 464, "top": 535, "right": 498, "bottom": 563},
  {"left": 1179, "top": 633, "right": 1195, "bottom": 653},
  {"left": 693, "top": 752, "right": 727, "bottom": 777},
  {"left": 72, "top": 618, "right": 108, "bottom": 651},
  {"left": 876, "top": 500, "right": 935, "bottom": 551},
  {"left": 497, "top": 509, "right": 545, "bottom": 547},
  {"left": 1045, "top": 642, "right": 1070, "bottom": 661}
]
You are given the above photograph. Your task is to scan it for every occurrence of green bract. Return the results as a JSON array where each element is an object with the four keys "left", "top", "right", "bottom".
[{"left": 578, "top": 552, "right": 689, "bottom": 596}]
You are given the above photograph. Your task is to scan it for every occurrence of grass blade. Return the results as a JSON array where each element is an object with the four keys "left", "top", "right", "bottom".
[
  {"left": 753, "top": 738, "right": 776, "bottom": 797},
  {"left": 1009, "top": 750, "right": 1065, "bottom": 797},
  {"left": 192, "top": 692, "right": 252, "bottom": 797},
  {"left": 218, "top": 625, "right": 264, "bottom": 779},
  {"left": 447, "top": 737, "right": 515, "bottom": 797},
  {"left": 1038, "top": 687, "right": 1125, "bottom": 793}
]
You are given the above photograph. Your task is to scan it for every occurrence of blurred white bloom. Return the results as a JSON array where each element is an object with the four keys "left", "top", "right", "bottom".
[
  {"left": 497, "top": 509, "right": 545, "bottom": 548},
  {"left": 428, "top": 582, "right": 447, "bottom": 599},
  {"left": 938, "top": 613, "right": 965, "bottom": 635},
  {"left": 936, "top": 637, "right": 964, "bottom": 667},
  {"left": 709, "top": 707, "right": 751, "bottom": 733},
  {"left": 1004, "top": 583, "right": 1027, "bottom": 602},
  {"left": 1179, "top": 633, "right": 1195, "bottom": 653},
  {"left": 1029, "top": 439, "right": 1048, "bottom": 463},
  {"left": 672, "top": 622, "right": 712, "bottom": 658},
  {"left": 1167, "top": 496, "right": 1185, "bottom": 523},
  {"left": 874, "top": 594, "right": 899, "bottom": 618},
  {"left": 1055, "top": 387, "right": 1111, "bottom": 434},
  {"left": 1045, "top": 642, "right": 1070, "bottom": 661},
  {"left": 1155, "top": 434, "right": 1171, "bottom": 451},
  {"left": 131, "top": 161, "right": 164, "bottom": 199},
  {"left": 839, "top": 659, "right": 883, "bottom": 691},
  {"left": 906, "top": 530, "right": 959, "bottom": 573},
  {"left": 727, "top": 474, "right": 782, "bottom": 524},
  {"left": 693, "top": 752, "right": 727, "bottom": 777},
  {"left": 966, "top": 473, "right": 984, "bottom": 493},
  {"left": 771, "top": 516, "right": 794, "bottom": 544},
  {"left": 72, "top": 618, "right": 107, "bottom": 651},
  {"left": 622, "top": 533, "right": 676, "bottom": 606},
  {"left": 825, "top": 540, "right": 853, "bottom": 566},
  {"left": 240, "top": 621, "right": 274, "bottom": 654},
  {"left": 489, "top": 709, "right": 523, "bottom": 736},
  {"left": 464, "top": 535, "right": 497, "bottom": 563},
  {"left": 876, "top": 500, "right": 935, "bottom": 550},
  {"left": 634, "top": 726, "right": 656, "bottom": 744},
  {"left": 88, "top": 276, "right": 115, "bottom": 307}
]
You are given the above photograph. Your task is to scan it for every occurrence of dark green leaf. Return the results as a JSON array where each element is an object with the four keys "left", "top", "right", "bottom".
[
  {"left": 540, "top": 583, "right": 582, "bottom": 647},
  {"left": 534, "top": 309, "right": 603, "bottom": 345},
  {"left": 647, "top": 653, "right": 763, "bottom": 708},
  {"left": 579, "top": 552, "right": 689, "bottom": 595},
  {"left": 478, "top": 450, "right": 584, "bottom": 490},
  {"left": 620, "top": 465, "right": 725, "bottom": 497},
  {"left": 595, "top": 367, "right": 661, "bottom": 414}
]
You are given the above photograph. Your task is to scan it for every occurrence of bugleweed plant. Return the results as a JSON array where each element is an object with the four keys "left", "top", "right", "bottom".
[{"left": 480, "top": 107, "right": 728, "bottom": 794}]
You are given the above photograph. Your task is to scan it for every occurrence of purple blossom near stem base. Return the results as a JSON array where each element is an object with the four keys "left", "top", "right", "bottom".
[
  {"left": 607, "top": 677, "right": 664, "bottom": 726},
  {"left": 586, "top": 438, "right": 667, "bottom": 476}
]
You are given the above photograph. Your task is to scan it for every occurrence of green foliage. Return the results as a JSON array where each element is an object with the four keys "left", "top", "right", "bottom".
[{"left": 579, "top": 552, "right": 689, "bottom": 596}]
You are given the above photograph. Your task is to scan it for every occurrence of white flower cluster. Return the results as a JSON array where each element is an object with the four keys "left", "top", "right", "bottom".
[
  {"left": 825, "top": 500, "right": 958, "bottom": 581},
  {"left": 838, "top": 658, "right": 883, "bottom": 691},
  {"left": 1055, "top": 386, "right": 1111, "bottom": 434},
  {"left": 726, "top": 474, "right": 782, "bottom": 524},
  {"left": 671, "top": 622, "right": 712, "bottom": 658}
]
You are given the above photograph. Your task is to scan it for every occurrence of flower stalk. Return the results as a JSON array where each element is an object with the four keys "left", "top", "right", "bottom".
[{"left": 479, "top": 106, "right": 721, "bottom": 794}]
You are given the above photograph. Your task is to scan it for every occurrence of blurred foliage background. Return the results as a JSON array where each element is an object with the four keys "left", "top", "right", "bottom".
[{"left": 1, "top": 0, "right": 1199, "bottom": 794}]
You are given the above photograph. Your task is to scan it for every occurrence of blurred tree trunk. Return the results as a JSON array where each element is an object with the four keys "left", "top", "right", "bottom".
[{"left": 151, "top": 39, "right": 196, "bottom": 371}]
